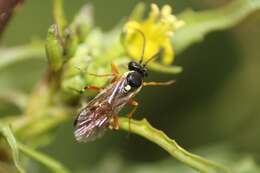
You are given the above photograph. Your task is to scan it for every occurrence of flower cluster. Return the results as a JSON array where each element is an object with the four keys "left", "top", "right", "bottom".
[{"left": 123, "top": 4, "right": 184, "bottom": 65}]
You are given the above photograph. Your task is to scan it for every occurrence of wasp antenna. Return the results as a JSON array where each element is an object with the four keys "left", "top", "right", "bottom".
[
  {"left": 126, "top": 26, "right": 146, "bottom": 64},
  {"left": 143, "top": 49, "right": 162, "bottom": 67}
]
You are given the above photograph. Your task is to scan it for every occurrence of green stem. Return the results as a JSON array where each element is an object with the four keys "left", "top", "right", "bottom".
[
  {"left": 119, "top": 117, "right": 231, "bottom": 173},
  {"left": 18, "top": 142, "right": 69, "bottom": 173},
  {"left": 53, "top": 0, "right": 67, "bottom": 36}
]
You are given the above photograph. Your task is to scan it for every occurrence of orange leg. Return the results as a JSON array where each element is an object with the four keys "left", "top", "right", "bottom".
[
  {"left": 83, "top": 64, "right": 120, "bottom": 94},
  {"left": 143, "top": 80, "right": 175, "bottom": 87},
  {"left": 111, "top": 63, "right": 120, "bottom": 75},
  {"left": 127, "top": 99, "right": 139, "bottom": 132},
  {"left": 88, "top": 63, "right": 120, "bottom": 77},
  {"left": 87, "top": 73, "right": 115, "bottom": 77},
  {"left": 84, "top": 86, "right": 102, "bottom": 92},
  {"left": 110, "top": 63, "right": 120, "bottom": 83},
  {"left": 76, "top": 65, "right": 114, "bottom": 78},
  {"left": 127, "top": 100, "right": 139, "bottom": 118},
  {"left": 87, "top": 63, "right": 120, "bottom": 83},
  {"left": 109, "top": 115, "right": 120, "bottom": 130}
]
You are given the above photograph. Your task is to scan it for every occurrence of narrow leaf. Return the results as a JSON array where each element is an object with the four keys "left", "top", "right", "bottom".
[
  {"left": 149, "top": 62, "right": 183, "bottom": 74},
  {"left": 0, "top": 43, "right": 44, "bottom": 70},
  {"left": 0, "top": 90, "right": 28, "bottom": 109},
  {"left": 173, "top": 0, "right": 260, "bottom": 54},
  {"left": 0, "top": 123, "right": 25, "bottom": 173},
  {"left": 119, "top": 118, "right": 231, "bottom": 173},
  {"left": 18, "top": 142, "right": 70, "bottom": 173}
]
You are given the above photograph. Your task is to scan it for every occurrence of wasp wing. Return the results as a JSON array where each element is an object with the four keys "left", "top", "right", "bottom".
[
  {"left": 74, "top": 74, "right": 135, "bottom": 142},
  {"left": 74, "top": 78, "right": 124, "bottom": 142},
  {"left": 74, "top": 103, "right": 112, "bottom": 142}
]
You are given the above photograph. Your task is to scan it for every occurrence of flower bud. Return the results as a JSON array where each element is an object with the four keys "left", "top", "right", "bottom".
[
  {"left": 45, "top": 24, "right": 64, "bottom": 72},
  {"left": 64, "top": 28, "right": 79, "bottom": 59},
  {"left": 70, "top": 4, "right": 94, "bottom": 42}
]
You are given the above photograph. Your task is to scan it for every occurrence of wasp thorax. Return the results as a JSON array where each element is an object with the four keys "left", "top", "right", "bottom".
[{"left": 126, "top": 71, "right": 143, "bottom": 88}]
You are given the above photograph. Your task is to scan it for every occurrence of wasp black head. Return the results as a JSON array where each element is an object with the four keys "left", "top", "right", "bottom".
[{"left": 128, "top": 61, "right": 148, "bottom": 77}]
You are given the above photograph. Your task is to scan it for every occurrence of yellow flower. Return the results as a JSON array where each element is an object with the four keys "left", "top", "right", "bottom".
[{"left": 123, "top": 4, "right": 184, "bottom": 65}]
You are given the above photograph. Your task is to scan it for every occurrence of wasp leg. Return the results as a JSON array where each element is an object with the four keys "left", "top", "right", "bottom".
[
  {"left": 109, "top": 115, "right": 120, "bottom": 130},
  {"left": 110, "top": 63, "right": 120, "bottom": 83},
  {"left": 87, "top": 72, "right": 115, "bottom": 77},
  {"left": 84, "top": 86, "right": 102, "bottom": 92},
  {"left": 86, "top": 63, "right": 120, "bottom": 77},
  {"left": 111, "top": 63, "right": 120, "bottom": 75},
  {"left": 127, "top": 100, "right": 139, "bottom": 117},
  {"left": 75, "top": 66, "right": 113, "bottom": 78},
  {"left": 127, "top": 100, "right": 139, "bottom": 133},
  {"left": 88, "top": 63, "right": 120, "bottom": 83},
  {"left": 69, "top": 86, "right": 102, "bottom": 95},
  {"left": 143, "top": 80, "right": 175, "bottom": 87}
]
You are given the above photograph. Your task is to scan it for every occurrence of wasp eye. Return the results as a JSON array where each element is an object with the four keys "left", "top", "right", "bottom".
[
  {"left": 128, "top": 61, "right": 139, "bottom": 71},
  {"left": 127, "top": 72, "right": 143, "bottom": 88}
]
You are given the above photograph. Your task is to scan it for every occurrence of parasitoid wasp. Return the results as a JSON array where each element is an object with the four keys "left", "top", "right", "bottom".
[{"left": 74, "top": 28, "right": 174, "bottom": 142}]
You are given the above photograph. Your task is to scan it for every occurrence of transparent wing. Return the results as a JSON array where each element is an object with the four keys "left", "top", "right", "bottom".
[
  {"left": 74, "top": 104, "right": 112, "bottom": 142},
  {"left": 74, "top": 74, "right": 134, "bottom": 142},
  {"left": 73, "top": 82, "right": 118, "bottom": 142}
]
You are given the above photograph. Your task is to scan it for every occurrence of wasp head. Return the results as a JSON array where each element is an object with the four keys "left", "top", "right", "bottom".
[
  {"left": 126, "top": 61, "right": 148, "bottom": 89},
  {"left": 128, "top": 61, "right": 148, "bottom": 77}
]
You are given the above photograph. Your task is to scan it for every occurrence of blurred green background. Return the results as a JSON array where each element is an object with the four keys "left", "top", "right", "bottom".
[{"left": 1, "top": 0, "right": 260, "bottom": 172}]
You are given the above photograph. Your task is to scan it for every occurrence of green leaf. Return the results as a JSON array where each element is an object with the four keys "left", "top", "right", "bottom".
[
  {"left": 18, "top": 142, "right": 70, "bottom": 173},
  {"left": 173, "top": 0, "right": 260, "bottom": 54},
  {"left": 124, "top": 145, "right": 260, "bottom": 173},
  {"left": 149, "top": 62, "right": 183, "bottom": 74},
  {"left": 0, "top": 90, "right": 28, "bottom": 109},
  {"left": 0, "top": 43, "right": 44, "bottom": 70},
  {"left": 0, "top": 122, "right": 25, "bottom": 173},
  {"left": 119, "top": 118, "right": 231, "bottom": 173}
]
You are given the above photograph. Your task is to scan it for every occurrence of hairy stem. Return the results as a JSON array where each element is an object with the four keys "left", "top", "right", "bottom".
[{"left": 119, "top": 117, "right": 231, "bottom": 173}]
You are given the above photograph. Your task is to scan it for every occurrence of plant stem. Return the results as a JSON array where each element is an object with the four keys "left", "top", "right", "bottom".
[
  {"left": 119, "top": 117, "right": 231, "bottom": 173},
  {"left": 53, "top": 0, "right": 67, "bottom": 36}
]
